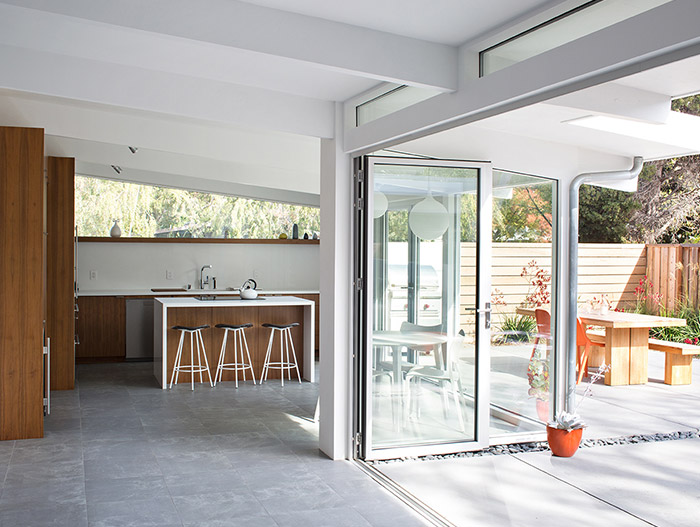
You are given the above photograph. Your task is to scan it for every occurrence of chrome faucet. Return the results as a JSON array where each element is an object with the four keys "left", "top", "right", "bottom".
[{"left": 200, "top": 265, "right": 212, "bottom": 289}]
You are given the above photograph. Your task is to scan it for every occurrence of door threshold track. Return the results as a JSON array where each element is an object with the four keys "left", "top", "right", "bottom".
[{"left": 354, "top": 459, "right": 457, "bottom": 527}]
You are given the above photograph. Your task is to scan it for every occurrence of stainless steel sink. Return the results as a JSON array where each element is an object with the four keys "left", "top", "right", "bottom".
[{"left": 194, "top": 295, "right": 264, "bottom": 301}]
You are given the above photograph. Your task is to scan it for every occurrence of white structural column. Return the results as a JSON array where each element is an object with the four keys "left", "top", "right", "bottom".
[{"left": 319, "top": 103, "right": 353, "bottom": 460}]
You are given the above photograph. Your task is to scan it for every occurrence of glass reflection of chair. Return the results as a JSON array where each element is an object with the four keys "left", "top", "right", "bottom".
[
  {"left": 405, "top": 332, "right": 466, "bottom": 432},
  {"left": 530, "top": 309, "right": 551, "bottom": 360},
  {"left": 576, "top": 317, "right": 604, "bottom": 384},
  {"left": 378, "top": 322, "right": 444, "bottom": 378}
]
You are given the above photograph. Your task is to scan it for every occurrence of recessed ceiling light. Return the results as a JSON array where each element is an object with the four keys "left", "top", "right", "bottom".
[{"left": 111, "top": 165, "right": 122, "bottom": 174}]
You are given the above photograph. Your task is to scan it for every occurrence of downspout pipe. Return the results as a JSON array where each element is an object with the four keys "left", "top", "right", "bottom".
[{"left": 567, "top": 156, "right": 643, "bottom": 411}]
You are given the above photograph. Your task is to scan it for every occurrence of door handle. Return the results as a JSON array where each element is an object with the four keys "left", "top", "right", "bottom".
[
  {"left": 464, "top": 303, "right": 492, "bottom": 329},
  {"left": 478, "top": 303, "right": 492, "bottom": 329}
]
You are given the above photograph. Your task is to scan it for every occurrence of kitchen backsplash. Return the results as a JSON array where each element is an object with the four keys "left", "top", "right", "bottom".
[{"left": 77, "top": 241, "right": 320, "bottom": 292}]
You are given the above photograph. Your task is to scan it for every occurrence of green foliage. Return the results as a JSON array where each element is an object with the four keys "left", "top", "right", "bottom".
[
  {"left": 493, "top": 185, "right": 553, "bottom": 242},
  {"left": 650, "top": 302, "right": 700, "bottom": 345},
  {"left": 578, "top": 184, "right": 640, "bottom": 243},
  {"left": 75, "top": 176, "right": 320, "bottom": 238},
  {"left": 493, "top": 314, "right": 536, "bottom": 344}
]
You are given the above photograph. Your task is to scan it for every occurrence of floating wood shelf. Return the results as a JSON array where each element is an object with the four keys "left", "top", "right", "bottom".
[{"left": 78, "top": 237, "right": 319, "bottom": 245}]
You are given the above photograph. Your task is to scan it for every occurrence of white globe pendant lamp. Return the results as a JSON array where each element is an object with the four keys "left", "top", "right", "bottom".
[
  {"left": 373, "top": 191, "right": 388, "bottom": 219},
  {"left": 408, "top": 194, "right": 449, "bottom": 240}
]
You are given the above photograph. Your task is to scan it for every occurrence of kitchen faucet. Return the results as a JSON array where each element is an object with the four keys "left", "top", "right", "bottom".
[{"left": 200, "top": 265, "right": 212, "bottom": 289}]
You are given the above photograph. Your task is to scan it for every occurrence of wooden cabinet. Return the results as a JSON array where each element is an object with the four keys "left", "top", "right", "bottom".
[
  {"left": 76, "top": 296, "right": 126, "bottom": 362},
  {"left": 46, "top": 157, "right": 75, "bottom": 389},
  {"left": 0, "top": 127, "right": 45, "bottom": 440}
]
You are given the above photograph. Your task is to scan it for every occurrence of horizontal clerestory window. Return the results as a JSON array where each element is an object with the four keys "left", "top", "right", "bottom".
[
  {"left": 75, "top": 175, "right": 320, "bottom": 240},
  {"left": 480, "top": 0, "right": 672, "bottom": 77}
]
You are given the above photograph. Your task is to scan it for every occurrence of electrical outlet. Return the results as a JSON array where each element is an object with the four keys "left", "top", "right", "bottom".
[
  {"left": 166, "top": 269, "right": 174, "bottom": 280},
  {"left": 253, "top": 269, "right": 260, "bottom": 280},
  {"left": 89, "top": 270, "right": 98, "bottom": 280}
]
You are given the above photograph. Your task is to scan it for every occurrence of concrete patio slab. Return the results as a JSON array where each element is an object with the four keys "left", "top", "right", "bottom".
[
  {"left": 378, "top": 454, "right": 649, "bottom": 527},
  {"left": 517, "top": 438, "right": 700, "bottom": 527}
]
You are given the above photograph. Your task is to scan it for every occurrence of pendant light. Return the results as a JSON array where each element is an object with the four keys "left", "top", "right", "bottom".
[
  {"left": 373, "top": 191, "right": 388, "bottom": 219},
  {"left": 408, "top": 193, "right": 449, "bottom": 240}
]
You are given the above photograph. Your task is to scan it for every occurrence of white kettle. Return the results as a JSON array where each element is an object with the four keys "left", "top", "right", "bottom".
[{"left": 239, "top": 278, "right": 258, "bottom": 299}]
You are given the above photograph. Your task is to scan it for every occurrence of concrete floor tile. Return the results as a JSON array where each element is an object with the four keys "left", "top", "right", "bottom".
[
  {"left": 85, "top": 475, "right": 169, "bottom": 504},
  {"left": 272, "top": 506, "right": 373, "bottom": 527},
  {"left": 87, "top": 496, "right": 181, "bottom": 527}
]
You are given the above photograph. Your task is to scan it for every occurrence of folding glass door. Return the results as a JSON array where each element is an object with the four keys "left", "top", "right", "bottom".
[{"left": 356, "top": 156, "right": 492, "bottom": 460}]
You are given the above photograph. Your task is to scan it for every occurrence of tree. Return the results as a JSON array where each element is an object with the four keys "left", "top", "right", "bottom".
[
  {"left": 578, "top": 184, "right": 640, "bottom": 243},
  {"left": 578, "top": 94, "right": 700, "bottom": 244}
]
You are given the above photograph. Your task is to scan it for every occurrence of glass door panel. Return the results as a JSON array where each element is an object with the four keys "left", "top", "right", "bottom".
[
  {"left": 488, "top": 171, "right": 557, "bottom": 439},
  {"left": 362, "top": 157, "right": 491, "bottom": 459}
]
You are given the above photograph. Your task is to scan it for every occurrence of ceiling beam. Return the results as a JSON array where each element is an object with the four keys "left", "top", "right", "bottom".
[
  {"left": 0, "top": 43, "right": 335, "bottom": 138},
  {"left": 0, "top": 0, "right": 458, "bottom": 92},
  {"left": 345, "top": 0, "right": 700, "bottom": 153}
]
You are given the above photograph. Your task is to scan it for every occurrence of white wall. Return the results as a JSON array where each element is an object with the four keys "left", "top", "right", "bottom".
[{"left": 77, "top": 241, "right": 319, "bottom": 292}]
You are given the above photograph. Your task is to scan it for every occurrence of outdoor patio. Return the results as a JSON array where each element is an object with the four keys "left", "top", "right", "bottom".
[{"left": 373, "top": 351, "right": 700, "bottom": 526}]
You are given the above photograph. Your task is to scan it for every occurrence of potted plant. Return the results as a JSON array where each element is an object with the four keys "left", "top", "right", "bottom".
[
  {"left": 546, "top": 363, "right": 610, "bottom": 457},
  {"left": 546, "top": 412, "right": 585, "bottom": 457}
]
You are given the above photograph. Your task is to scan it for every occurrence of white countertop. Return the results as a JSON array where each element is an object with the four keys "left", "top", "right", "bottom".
[
  {"left": 78, "top": 289, "right": 319, "bottom": 297},
  {"left": 155, "top": 295, "right": 314, "bottom": 308}
]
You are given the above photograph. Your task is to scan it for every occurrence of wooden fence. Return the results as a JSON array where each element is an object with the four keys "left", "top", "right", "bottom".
[
  {"left": 460, "top": 243, "right": 647, "bottom": 326},
  {"left": 646, "top": 244, "right": 700, "bottom": 313}
]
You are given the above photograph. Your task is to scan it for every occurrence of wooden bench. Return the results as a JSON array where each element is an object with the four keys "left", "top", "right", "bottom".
[
  {"left": 648, "top": 338, "right": 699, "bottom": 385},
  {"left": 585, "top": 330, "right": 697, "bottom": 385}
]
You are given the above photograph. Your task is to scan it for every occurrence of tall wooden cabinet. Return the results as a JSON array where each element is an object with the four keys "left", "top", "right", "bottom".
[
  {"left": 0, "top": 127, "right": 45, "bottom": 440},
  {"left": 46, "top": 157, "right": 75, "bottom": 390}
]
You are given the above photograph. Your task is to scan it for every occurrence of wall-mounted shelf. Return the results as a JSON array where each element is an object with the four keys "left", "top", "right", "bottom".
[{"left": 77, "top": 237, "right": 319, "bottom": 245}]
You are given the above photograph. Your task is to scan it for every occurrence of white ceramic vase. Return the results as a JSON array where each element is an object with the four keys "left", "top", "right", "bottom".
[{"left": 110, "top": 220, "right": 122, "bottom": 238}]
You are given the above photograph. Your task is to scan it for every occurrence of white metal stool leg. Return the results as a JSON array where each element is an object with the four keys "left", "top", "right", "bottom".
[
  {"left": 261, "top": 323, "right": 301, "bottom": 385},
  {"left": 213, "top": 323, "right": 255, "bottom": 387},
  {"left": 168, "top": 325, "right": 212, "bottom": 390}
]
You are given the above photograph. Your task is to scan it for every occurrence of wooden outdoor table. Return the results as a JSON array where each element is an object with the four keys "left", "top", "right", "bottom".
[{"left": 516, "top": 308, "right": 686, "bottom": 386}]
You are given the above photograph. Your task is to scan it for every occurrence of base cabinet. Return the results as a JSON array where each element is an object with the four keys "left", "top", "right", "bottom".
[{"left": 76, "top": 296, "right": 126, "bottom": 362}]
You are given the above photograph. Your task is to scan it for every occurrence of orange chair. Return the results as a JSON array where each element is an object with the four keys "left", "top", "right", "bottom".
[
  {"left": 576, "top": 318, "right": 605, "bottom": 384},
  {"left": 530, "top": 309, "right": 551, "bottom": 360}
]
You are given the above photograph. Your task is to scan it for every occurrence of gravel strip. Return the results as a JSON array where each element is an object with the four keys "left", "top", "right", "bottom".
[{"left": 369, "top": 429, "right": 700, "bottom": 465}]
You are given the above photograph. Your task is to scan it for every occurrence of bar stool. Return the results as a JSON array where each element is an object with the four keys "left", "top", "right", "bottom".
[
  {"left": 261, "top": 322, "right": 301, "bottom": 386},
  {"left": 169, "top": 325, "right": 213, "bottom": 391},
  {"left": 214, "top": 323, "right": 255, "bottom": 387}
]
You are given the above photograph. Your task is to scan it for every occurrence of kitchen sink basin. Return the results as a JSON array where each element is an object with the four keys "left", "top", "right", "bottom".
[{"left": 194, "top": 295, "right": 264, "bottom": 301}]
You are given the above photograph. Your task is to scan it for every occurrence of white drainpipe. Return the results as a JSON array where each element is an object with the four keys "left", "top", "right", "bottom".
[{"left": 567, "top": 156, "right": 644, "bottom": 411}]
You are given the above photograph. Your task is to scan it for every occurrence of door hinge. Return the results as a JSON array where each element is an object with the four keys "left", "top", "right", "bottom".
[
  {"left": 356, "top": 168, "right": 365, "bottom": 183},
  {"left": 355, "top": 197, "right": 365, "bottom": 211},
  {"left": 355, "top": 277, "right": 364, "bottom": 291},
  {"left": 353, "top": 432, "right": 362, "bottom": 454}
]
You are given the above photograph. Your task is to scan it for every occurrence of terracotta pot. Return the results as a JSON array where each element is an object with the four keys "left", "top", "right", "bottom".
[
  {"left": 546, "top": 426, "right": 583, "bottom": 457},
  {"left": 535, "top": 399, "right": 550, "bottom": 422}
]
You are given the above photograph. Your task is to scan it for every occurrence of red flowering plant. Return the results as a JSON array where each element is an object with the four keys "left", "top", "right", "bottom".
[
  {"left": 521, "top": 260, "right": 551, "bottom": 308},
  {"left": 634, "top": 275, "right": 663, "bottom": 314}
]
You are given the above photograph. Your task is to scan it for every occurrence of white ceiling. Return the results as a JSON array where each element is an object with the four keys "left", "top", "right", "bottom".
[
  {"left": 237, "top": 0, "right": 563, "bottom": 46},
  {"left": 0, "top": 0, "right": 699, "bottom": 200}
]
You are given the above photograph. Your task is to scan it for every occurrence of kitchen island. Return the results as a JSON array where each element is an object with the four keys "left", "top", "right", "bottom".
[{"left": 154, "top": 296, "right": 315, "bottom": 388}]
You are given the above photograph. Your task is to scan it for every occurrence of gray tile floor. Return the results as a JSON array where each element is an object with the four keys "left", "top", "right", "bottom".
[{"left": 0, "top": 363, "right": 428, "bottom": 527}]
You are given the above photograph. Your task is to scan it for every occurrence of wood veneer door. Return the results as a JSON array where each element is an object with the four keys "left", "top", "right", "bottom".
[
  {"left": 47, "top": 157, "right": 75, "bottom": 389},
  {"left": 0, "top": 127, "right": 45, "bottom": 440},
  {"left": 76, "top": 296, "right": 125, "bottom": 361}
]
